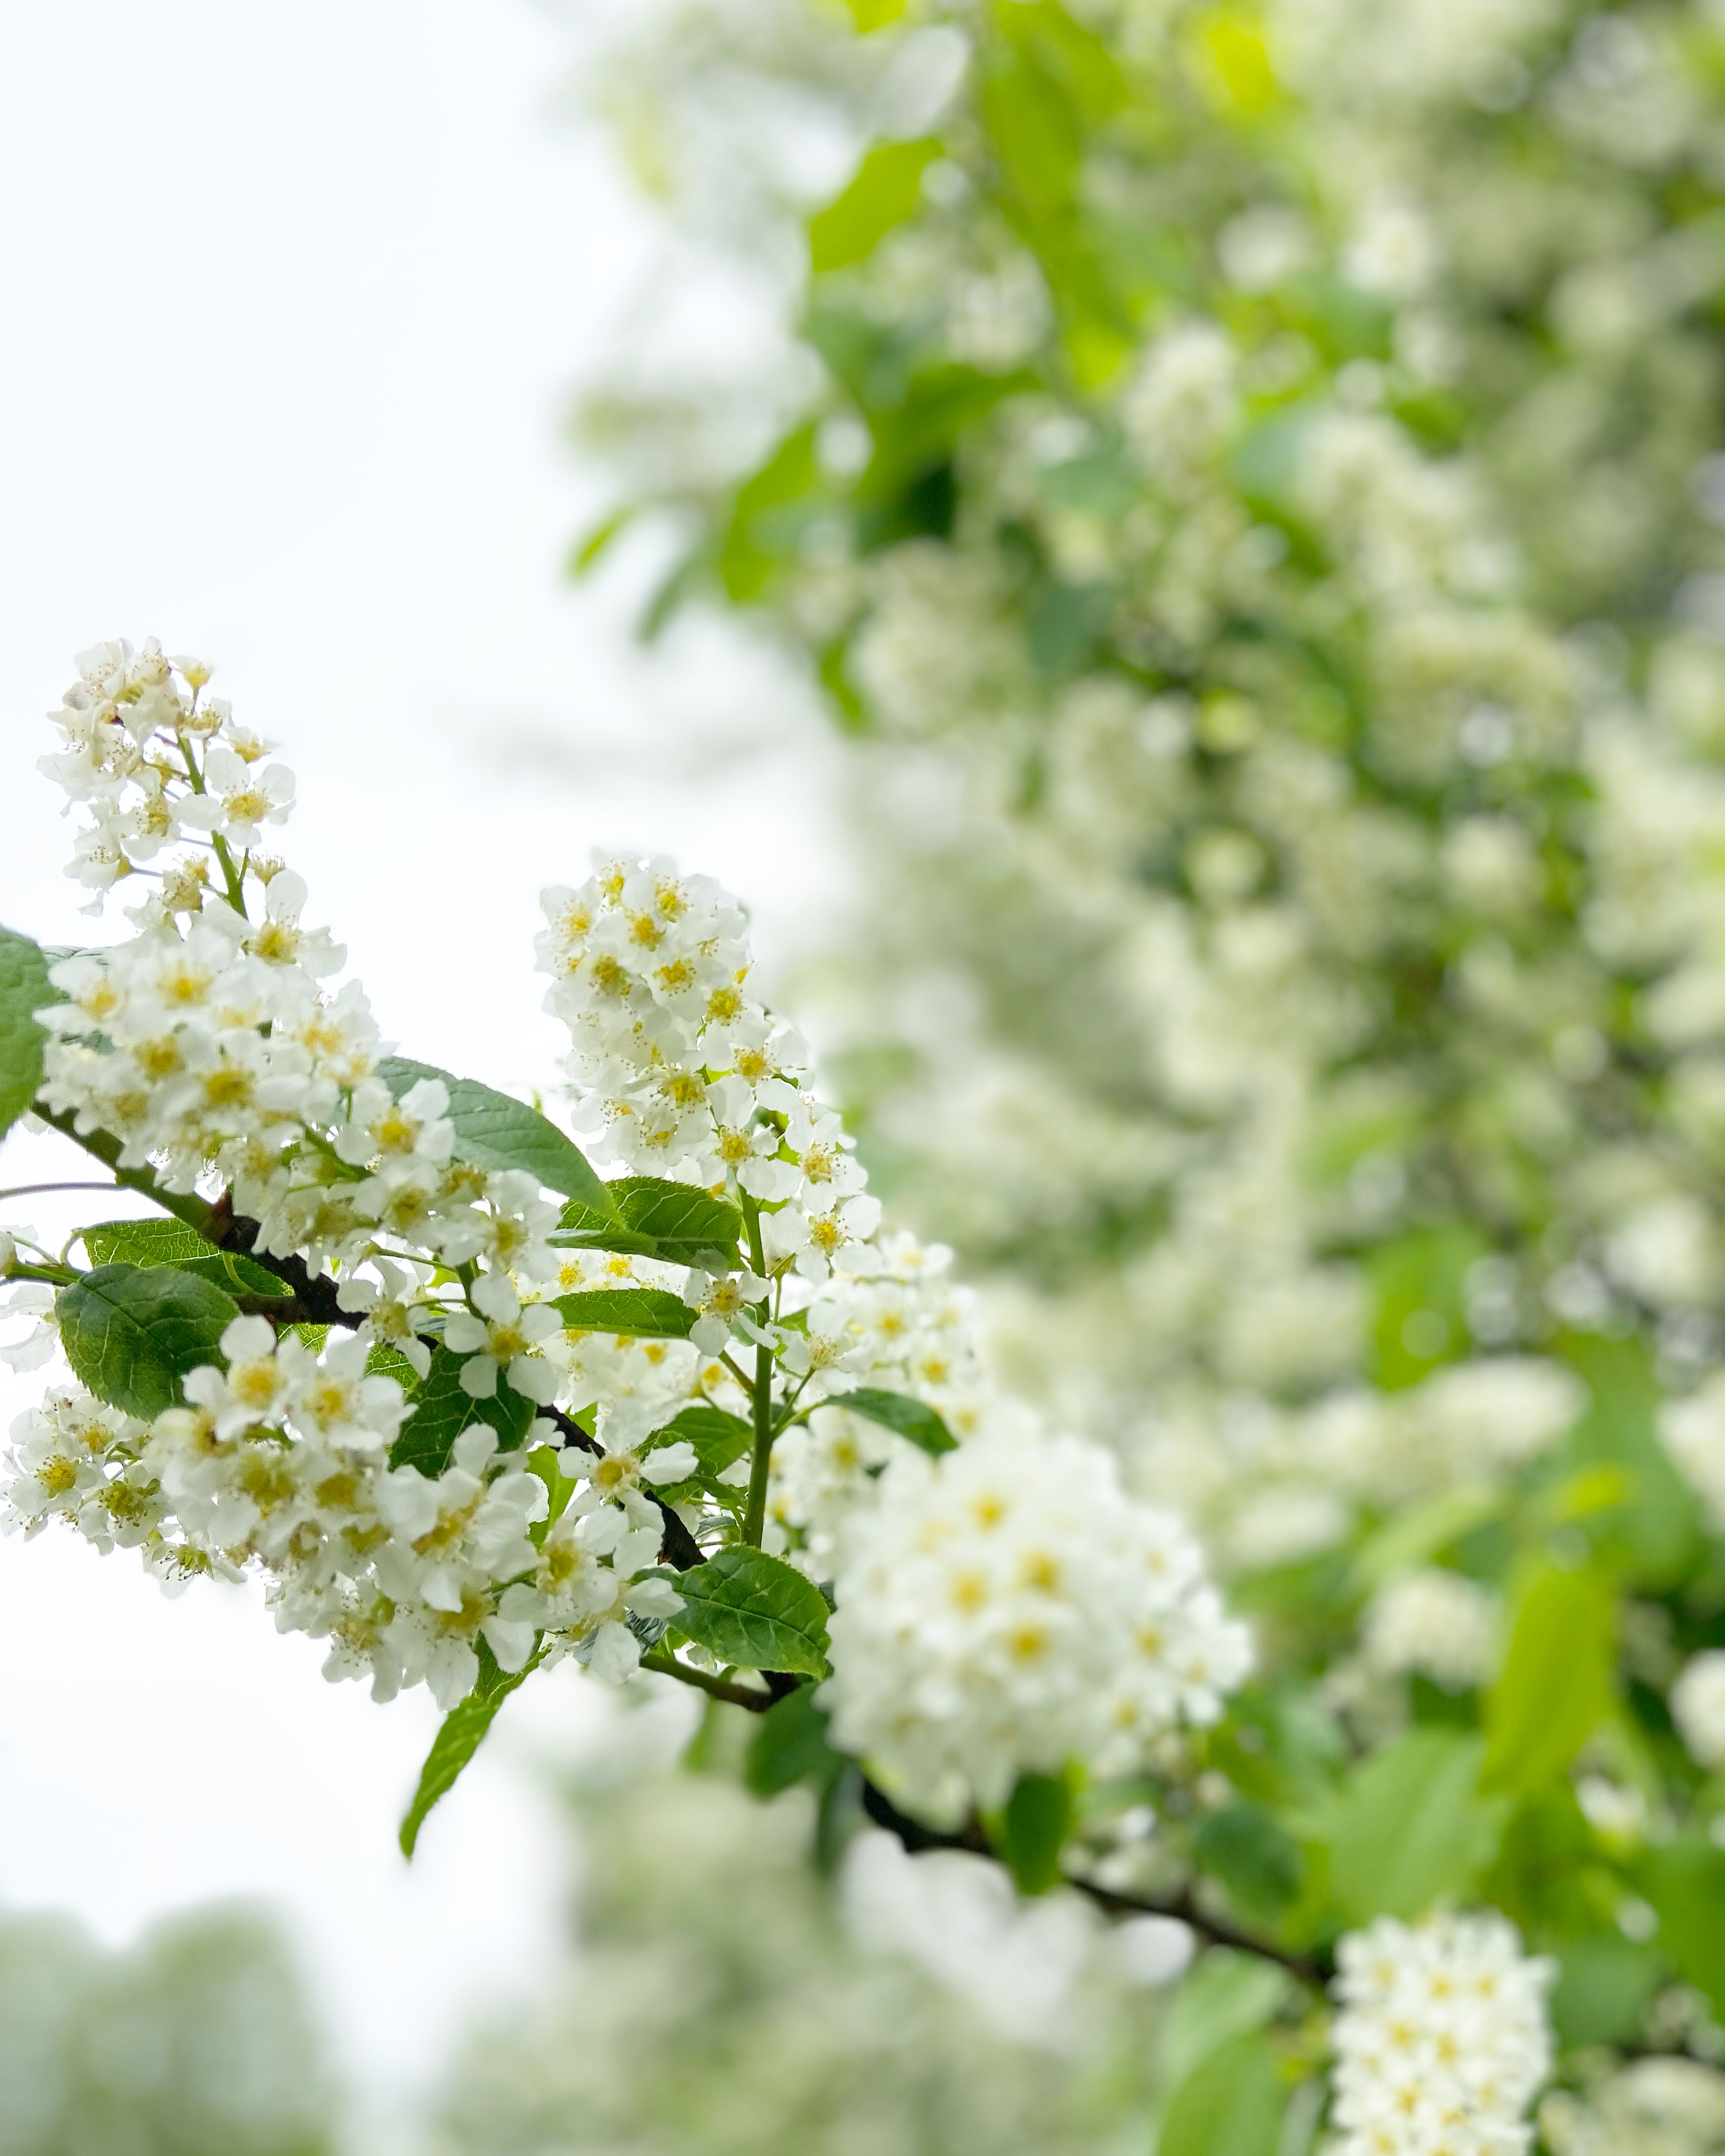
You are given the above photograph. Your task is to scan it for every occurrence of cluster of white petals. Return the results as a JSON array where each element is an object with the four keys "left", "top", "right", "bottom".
[
  {"left": 2, "top": 641, "right": 1250, "bottom": 1787},
  {"left": 1330, "top": 1914, "right": 1554, "bottom": 2156},
  {"left": 822, "top": 1429, "right": 1253, "bottom": 1816}
]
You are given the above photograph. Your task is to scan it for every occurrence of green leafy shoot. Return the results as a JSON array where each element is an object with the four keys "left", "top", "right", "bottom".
[
  {"left": 552, "top": 1288, "right": 697, "bottom": 1341},
  {"left": 552, "top": 1176, "right": 743, "bottom": 1268}
]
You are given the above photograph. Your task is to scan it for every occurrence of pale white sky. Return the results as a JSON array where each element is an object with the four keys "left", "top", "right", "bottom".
[{"left": 0, "top": 0, "right": 845, "bottom": 2129}]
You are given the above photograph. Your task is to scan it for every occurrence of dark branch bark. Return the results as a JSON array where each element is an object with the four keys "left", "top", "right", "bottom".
[{"left": 203, "top": 1193, "right": 355, "bottom": 1327}]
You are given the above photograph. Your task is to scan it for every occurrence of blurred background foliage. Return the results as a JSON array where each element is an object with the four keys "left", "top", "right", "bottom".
[
  {"left": 560, "top": 0, "right": 1725, "bottom": 2141},
  {"left": 0, "top": 1903, "right": 335, "bottom": 2156}
]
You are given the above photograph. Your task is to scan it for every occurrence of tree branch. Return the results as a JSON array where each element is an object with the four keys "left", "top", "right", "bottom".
[
  {"left": 38, "top": 1108, "right": 357, "bottom": 1327},
  {"left": 639, "top": 1649, "right": 772, "bottom": 1711}
]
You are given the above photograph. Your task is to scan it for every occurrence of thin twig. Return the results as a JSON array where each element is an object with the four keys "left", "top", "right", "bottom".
[
  {"left": 542, "top": 1403, "right": 706, "bottom": 1571},
  {"left": 639, "top": 1649, "right": 772, "bottom": 1711},
  {"left": 0, "top": 1182, "right": 121, "bottom": 1203}
]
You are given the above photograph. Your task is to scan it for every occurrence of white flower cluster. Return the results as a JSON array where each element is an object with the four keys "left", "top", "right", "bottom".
[
  {"left": 1660, "top": 1376, "right": 1725, "bottom": 1535},
  {"left": 1670, "top": 1651, "right": 1725, "bottom": 1777},
  {"left": 1330, "top": 1914, "right": 1554, "bottom": 2156},
  {"left": 5, "top": 641, "right": 1250, "bottom": 1783},
  {"left": 1362, "top": 1569, "right": 1500, "bottom": 1693},
  {"left": 34, "top": 641, "right": 559, "bottom": 1296},
  {"left": 538, "top": 857, "right": 880, "bottom": 1284},
  {"left": 822, "top": 1429, "right": 1253, "bottom": 1816}
]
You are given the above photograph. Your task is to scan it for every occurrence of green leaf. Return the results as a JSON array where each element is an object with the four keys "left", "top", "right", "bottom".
[
  {"left": 567, "top": 504, "right": 635, "bottom": 576},
  {"left": 0, "top": 924, "right": 53, "bottom": 1138},
  {"left": 647, "top": 1403, "right": 754, "bottom": 1474},
  {"left": 809, "top": 138, "right": 941, "bottom": 275},
  {"left": 1191, "top": 1803, "right": 1302, "bottom": 1925},
  {"left": 57, "top": 1262, "right": 240, "bottom": 1419},
  {"left": 1157, "top": 2031, "right": 1287, "bottom": 2156},
  {"left": 399, "top": 1642, "right": 538, "bottom": 1858},
  {"left": 1318, "top": 1729, "right": 1501, "bottom": 1923},
  {"left": 388, "top": 1344, "right": 539, "bottom": 1477},
  {"left": 746, "top": 1681, "right": 844, "bottom": 1795},
  {"left": 365, "top": 1341, "right": 420, "bottom": 1388},
  {"left": 79, "top": 1216, "right": 285, "bottom": 1299},
  {"left": 1481, "top": 1562, "right": 1615, "bottom": 1797},
  {"left": 654, "top": 1546, "right": 831, "bottom": 1677},
  {"left": 553, "top": 1177, "right": 743, "bottom": 1268},
  {"left": 1548, "top": 1935, "right": 1663, "bottom": 2049},
  {"left": 378, "top": 1055, "right": 607, "bottom": 1206},
  {"left": 1637, "top": 1837, "right": 1725, "bottom": 2021},
  {"left": 994, "top": 1771, "right": 1076, "bottom": 1895},
  {"left": 1156, "top": 1951, "right": 1289, "bottom": 2094},
  {"left": 840, "top": 0, "right": 906, "bottom": 27},
  {"left": 552, "top": 1288, "right": 696, "bottom": 1341},
  {"left": 839, "top": 1386, "right": 956, "bottom": 1456}
]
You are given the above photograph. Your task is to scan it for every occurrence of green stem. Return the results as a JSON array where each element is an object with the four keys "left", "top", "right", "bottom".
[
  {"left": 6, "top": 1260, "right": 78, "bottom": 1288},
  {"left": 639, "top": 1647, "right": 771, "bottom": 1712},
  {"left": 739, "top": 1193, "right": 775, "bottom": 1547}
]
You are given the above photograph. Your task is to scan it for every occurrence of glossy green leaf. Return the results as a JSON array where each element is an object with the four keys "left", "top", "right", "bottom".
[
  {"left": 654, "top": 1546, "right": 831, "bottom": 1677},
  {"left": 1319, "top": 1729, "right": 1501, "bottom": 1923},
  {"left": 387, "top": 1344, "right": 538, "bottom": 1477},
  {"left": 552, "top": 1177, "right": 743, "bottom": 1268},
  {"left": 552, "top": 1288, "right": 696, "bottom": 1341},
  {"left": 746, "top": 1681, "right": 844, "bottom": 1796},
  {"left": 1481, "top": 1562, "right": 1615, "bottom": 1797},
  {"left": 647, "top": 1403, "right": 754, "bottom": 1474},
  {"left": 80, "top": 1216, "right": 285, "bottom": 1299},
  {"left": 0, "top": 924, "right": 52, "bottom": 1137},
  {"left": 57, "top": 1262, "right": 240, "bottom": 1419},
  {"left": 399, "top": 1642, "right": 538, "bottom": 1858},
  {"left": 994, "top": 1772, "right": 1075, "bottom": 1895},
  {"left": 809, "top": 138, "right": 941, "bottom": 275},
  {"left": 839, "top": 1386, "right": 956, "bottom": 1455},
  {"left": 1157, "top": 2031, "right": 1287, "bottom": 2156},
  {"left": 378, "top": 1055, "right": 607, "bottom": 1206}
]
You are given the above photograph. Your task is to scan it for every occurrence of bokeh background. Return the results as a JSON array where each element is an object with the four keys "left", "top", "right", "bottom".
[{"left": 7, "top": 1, "right": 1725, "bottom": 2149}]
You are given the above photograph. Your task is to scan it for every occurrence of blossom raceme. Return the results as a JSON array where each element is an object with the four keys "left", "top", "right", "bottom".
[
  {"left": 821, "top": 1428, "right": 1253, "bottom": 1816},
  {"left": 1330, "top": 1914, "right": 1554, "bottom": 2156},
  {"left": 2, "top": 641, "right": 1250, "bottom": 1836}
]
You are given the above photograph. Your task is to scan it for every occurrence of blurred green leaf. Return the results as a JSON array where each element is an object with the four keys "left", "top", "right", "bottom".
[
  {"left": 1548, "top": 1934, "right": 1662, "bottom": 2049},
  {"left": 1637, "top": 1837, "right": 1725, "bottom": 2021},
  {"left": 1155, "top": 1950, "right": 1289, "bottom": 2093},
  {"left": 1156, "top": 2030, "right": 1287, "bottom": 2156},
  {"left": 1317, "top": 1728, "right": 1501, "bottom": 1922},
  {"left": 58, "top": 1263, "right": 239, "bottom": 1420},
  {"left": 1482, "top": 1562, "right": 1615, "bottom": 1797},
  {"left": 1192, "top": 1803, "right": 1302, "bottom": 1925},
  {"left": 0, "top": 923, "right": 52, "bottom": 1137},
  {"left": 993, "top": 1771, "right": 1076, "bottom": 1895},
  {"left": 809, "top": 138, "right": 941, "bottom": 274},
  {"left": 747, "top": 1682, "right": 844, "bottom": 1796}
]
